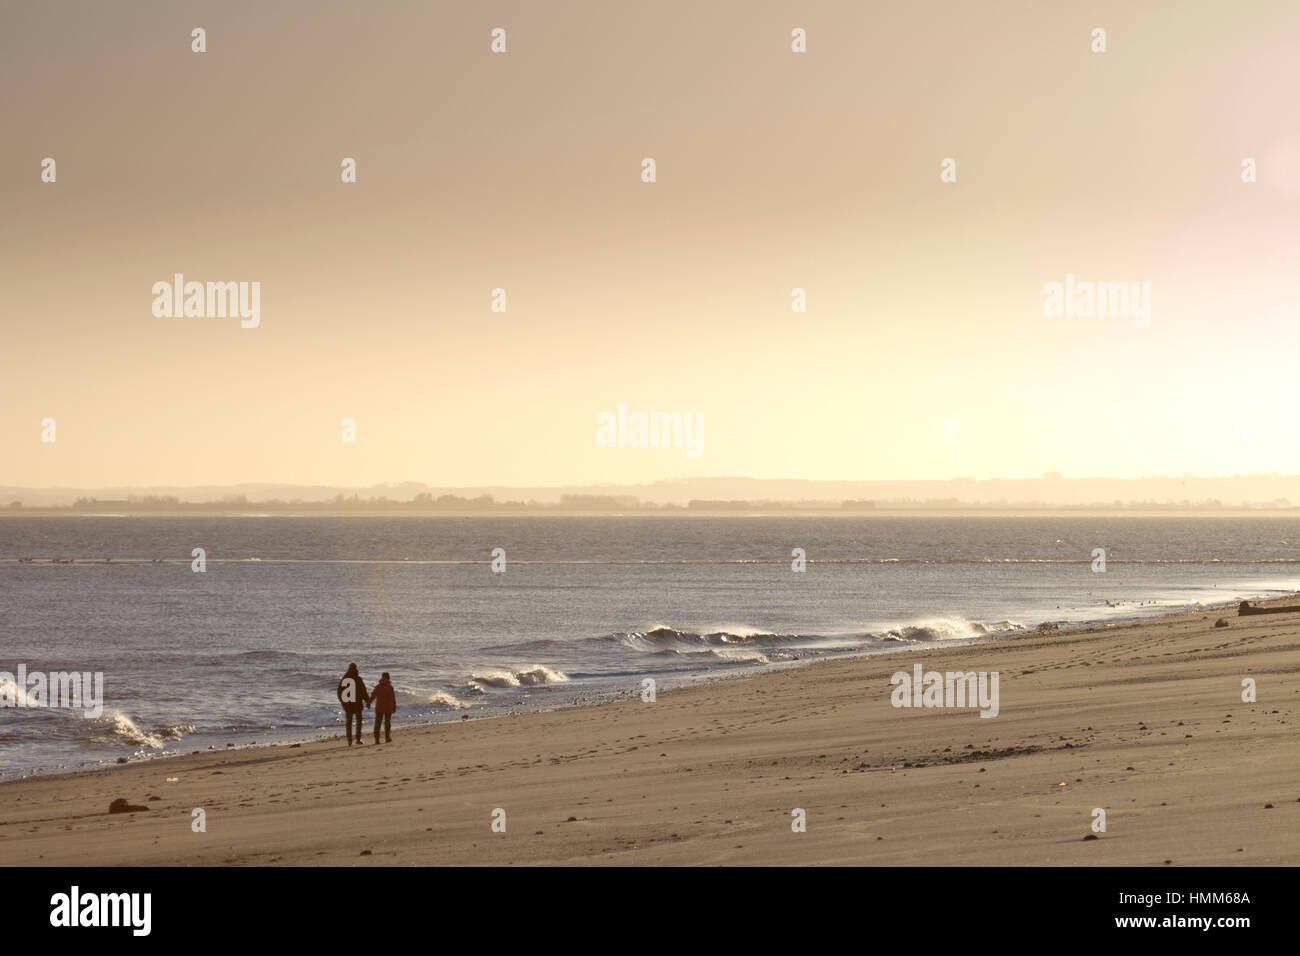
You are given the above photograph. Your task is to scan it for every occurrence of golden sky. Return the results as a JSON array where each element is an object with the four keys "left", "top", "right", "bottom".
[{"left": 3, "top": 1, "right": 1299, "bottom": 488}]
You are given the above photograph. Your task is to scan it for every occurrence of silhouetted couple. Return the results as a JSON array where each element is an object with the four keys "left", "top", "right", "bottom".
[{"left": 336, "top": 663, "right": 397, "bottom": 745}]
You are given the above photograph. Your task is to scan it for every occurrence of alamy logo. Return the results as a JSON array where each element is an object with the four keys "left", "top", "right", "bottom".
[
  {"left": 1042, "top": 273, "right": 1151, "bottom": 328},
  {"left": 596, "top": 404, "right": 703, "bottom": 459},
  {"left": 0, "top": 665, "right": 104, "bottom": 718},
  {"left": 50, "top": 886, "right": 151, "bottom": 936},
  {"left": 152, "top": 273, "right": 261, "bottom": 328},
  {"left": 890, "top": 663, "right": 999, "bottom": 718}
]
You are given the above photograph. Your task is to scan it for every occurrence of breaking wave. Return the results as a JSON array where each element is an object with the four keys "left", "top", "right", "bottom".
[
  {"left": 468, "top": 666, "right": 570, "bottom": 689},
  {"left": 877, "top": 618, "right": 1020, "bottom": 642},
  {"left": 614, "top": 626, "right": 788, "bottom": 652},
  {"left": 0, "top": 680, "right": 195, "bottom": 751},
  {"left": 96, "top": 712, "right": 166, "bottom": 750},
  {"left": 0, "top": 678, "right": 36, "bottom": 708},
  {"left": 605, "top": 617, "right": 1020, "bottom": 653},
  {"left": 706, "top": 647, "right": 770, "bottom": 664},
  {"left": 427, "top": 691, "right": 471, "bottom": 709}
]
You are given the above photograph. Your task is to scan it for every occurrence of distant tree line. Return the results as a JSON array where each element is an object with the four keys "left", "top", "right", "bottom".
[{"left": 2, "top": 495, "right": 1289, "bottom": 514}]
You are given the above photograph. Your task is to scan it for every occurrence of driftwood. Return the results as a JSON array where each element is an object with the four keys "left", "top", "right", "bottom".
[{"left": 1237, "top": 601, "right": 1300, "bottom": 617}]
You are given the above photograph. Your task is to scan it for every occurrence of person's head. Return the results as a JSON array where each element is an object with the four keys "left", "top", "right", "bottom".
[
  {"left": 381, "top": 672, "right": 390, "bottom": 681},
  {"left": 346, "top": 662, "right": 358, "bottom": 676}
]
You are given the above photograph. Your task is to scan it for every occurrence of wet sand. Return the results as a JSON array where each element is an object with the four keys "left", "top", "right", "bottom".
[{"left": 2, "top": 601, "right": 1298, "bottom": 866}]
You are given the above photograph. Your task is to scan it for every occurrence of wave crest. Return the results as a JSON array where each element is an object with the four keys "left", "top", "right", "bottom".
[
  {"left": 427, "top": 691, "right": 471, "bottom": 709},
  {"left": 876, "top": 618, "right": 1021, "bottom": 642},
  {"left": 469, "top": 666, "right": 569, "bottom": 689},
  {"left": 99, "top": 712, "right": 166, "bottom": 749}
]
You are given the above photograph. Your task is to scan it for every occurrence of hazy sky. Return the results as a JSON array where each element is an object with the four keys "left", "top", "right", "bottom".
[{"left": 3, "top": 1, "right": 1299, "bottom": 488}]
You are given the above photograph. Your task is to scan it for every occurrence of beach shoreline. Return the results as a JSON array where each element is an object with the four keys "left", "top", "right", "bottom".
[
  {"left": 0, "top": 590, "right": 1275, "bottom": 785},
  {"left": 2, "top": 596, "right": 1298, "bottom": 866}
]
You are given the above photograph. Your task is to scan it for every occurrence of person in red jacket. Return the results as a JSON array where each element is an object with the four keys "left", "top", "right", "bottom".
[{"left": 368, "top": 672, "right": 397, "bottom": 743}]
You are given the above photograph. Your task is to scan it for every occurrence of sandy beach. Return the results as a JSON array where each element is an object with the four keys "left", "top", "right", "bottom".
[{"left": 2, "top": 601, "right": 1297, "bottom": 867}]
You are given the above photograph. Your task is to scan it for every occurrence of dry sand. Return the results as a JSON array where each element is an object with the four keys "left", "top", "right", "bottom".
[{"left": 2, "top": 602, "right": 1298, "bottom": 866}]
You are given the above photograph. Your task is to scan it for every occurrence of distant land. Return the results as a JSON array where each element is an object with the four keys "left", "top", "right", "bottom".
[{"left": 3, "top": 474, "right": 1300, "bottom": 514}]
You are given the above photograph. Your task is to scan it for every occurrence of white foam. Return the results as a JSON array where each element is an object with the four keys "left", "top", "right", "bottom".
[
  {"left": 879, "top": 617, "right": 1004, "bottom": 642},
  {"left": 516, "top": 665, "right": 569, "bottom": 685},
  {"left": 710, "top": 647, "right": 769, "bottom": 664},
  {"left": 0, "top": 678, "right": 36, "bottom": 708},
  {"left": 427, "top": 691, "right": 470, "bottom": 709},
  {"left": 470, "top": 670, "right": 520, "bottom": 688},
  {"left": 470, "top": 665, "right": 570, "bottom": 688},
  {"left": 104, "top": 712, "right": 165, "bottom": 749}
]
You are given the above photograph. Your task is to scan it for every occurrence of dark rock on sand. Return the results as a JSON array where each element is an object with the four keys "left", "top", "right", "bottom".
[{"left": 108, "top": 798, "right": 149, "bottom": 814}]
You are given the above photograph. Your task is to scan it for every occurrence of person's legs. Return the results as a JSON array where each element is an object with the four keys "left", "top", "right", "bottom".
[
  {"left": 343, "top": 708, "right": 354, "bottom": 744},
  {"left": 373, "top": 710, "right": 382, "bottom": 743},
  {"left": 382, "top": 712, "right": 391, "bottom": 742}
]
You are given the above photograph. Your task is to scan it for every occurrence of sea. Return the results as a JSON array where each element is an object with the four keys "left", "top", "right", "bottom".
[{"left": 2, "top": 514, "right": 1298, "bottom": 779}]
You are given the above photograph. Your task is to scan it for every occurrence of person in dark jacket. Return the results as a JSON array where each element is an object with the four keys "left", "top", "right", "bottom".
[
  {"left": 337, "top": 663, "right": 369, "bottom": 746},
  {"left": 369, "top": 672, "right": 396, "bottom": 743}
]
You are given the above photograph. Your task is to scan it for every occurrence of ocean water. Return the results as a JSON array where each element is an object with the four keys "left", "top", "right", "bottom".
[{"left": 2, "top": 515, "right": 1298, "bottom": 778}]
